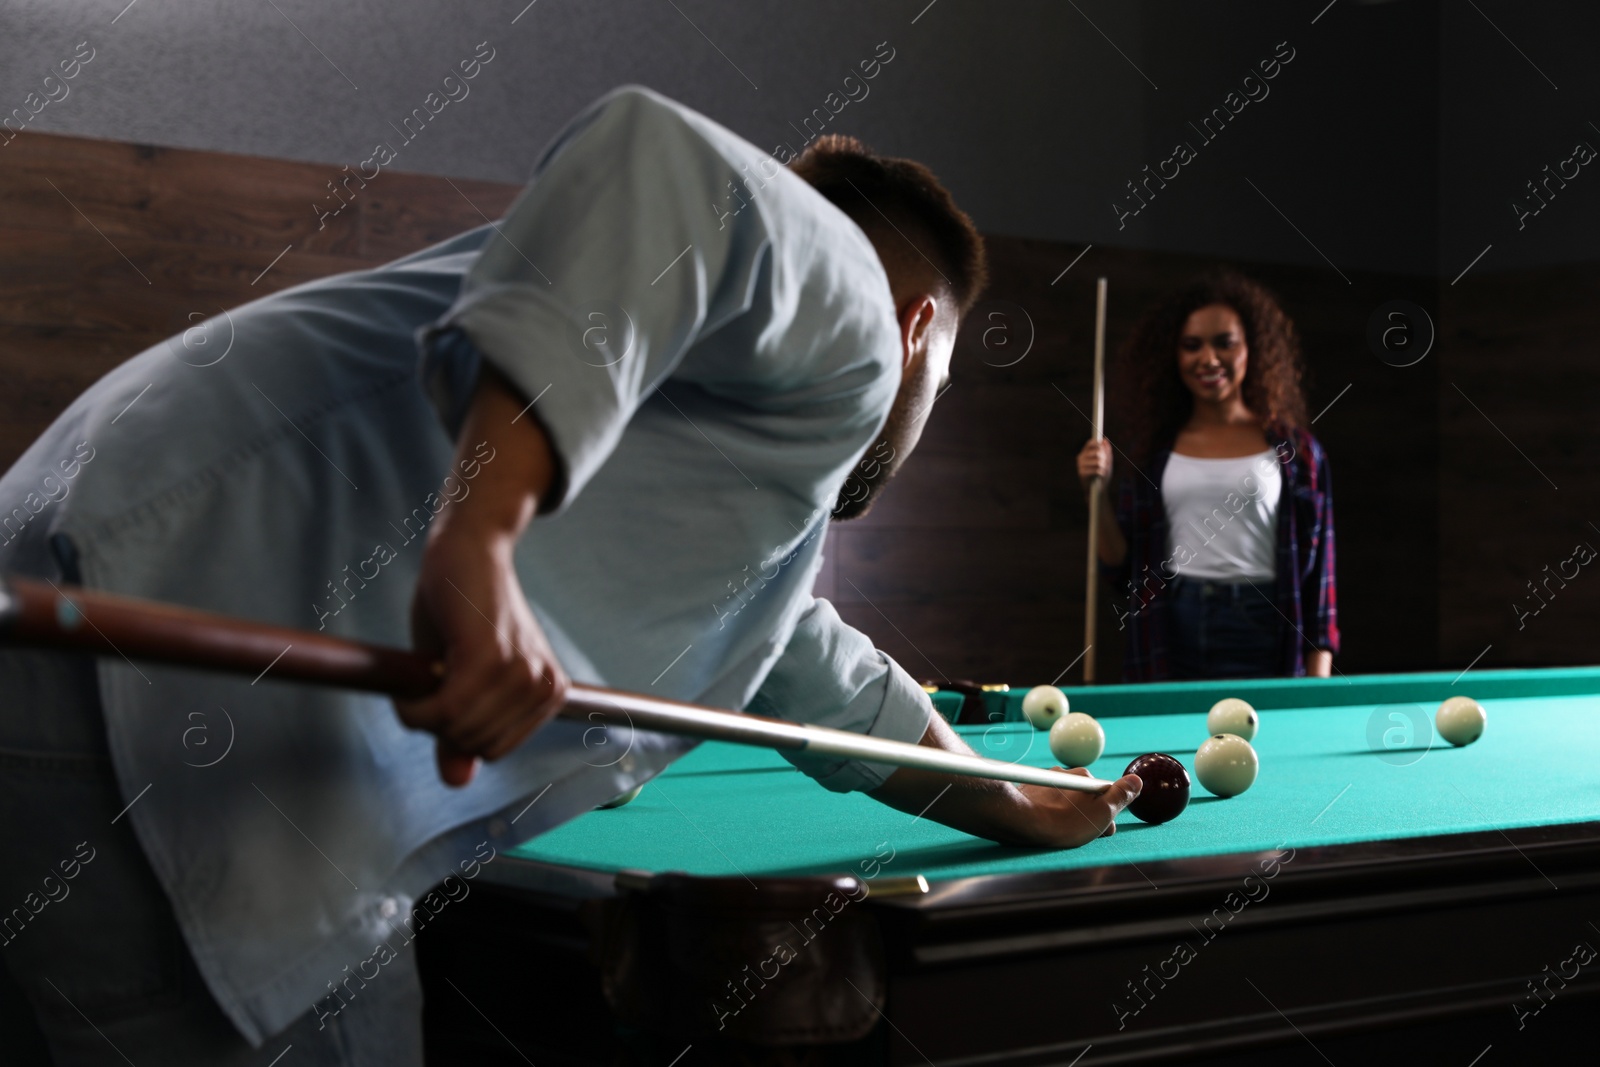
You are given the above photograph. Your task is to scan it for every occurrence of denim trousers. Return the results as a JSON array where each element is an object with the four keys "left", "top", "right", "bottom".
[
  {"left": 1166, "top": 575, "right": 1284, "bottom": 680},
  {"left": 0, "top": 651, "right": 424, "bottom": 1067}
]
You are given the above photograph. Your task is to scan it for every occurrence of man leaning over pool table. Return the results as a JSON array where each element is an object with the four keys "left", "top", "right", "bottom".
[{"left": 0, "top": 87, "right": 1137, "bottom": 1065}]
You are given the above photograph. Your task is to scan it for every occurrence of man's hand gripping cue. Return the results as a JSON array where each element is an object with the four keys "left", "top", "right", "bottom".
[{"left": 394, "top": 369, "right": 569, "bottom": 786}]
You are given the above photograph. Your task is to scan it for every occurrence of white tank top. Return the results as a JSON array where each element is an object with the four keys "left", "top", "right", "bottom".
[{"left": 1161, "top": 450, "right": 1282, "bottom": 581}]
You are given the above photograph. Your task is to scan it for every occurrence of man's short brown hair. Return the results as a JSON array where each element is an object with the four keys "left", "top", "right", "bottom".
[{"left": 790, "top": 134, "right": 987, "bottom": 316}]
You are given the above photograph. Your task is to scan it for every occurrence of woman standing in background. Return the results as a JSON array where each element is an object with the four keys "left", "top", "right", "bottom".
[{"left": 1077, "top": 269, "right": 1338, "bottom": 682}]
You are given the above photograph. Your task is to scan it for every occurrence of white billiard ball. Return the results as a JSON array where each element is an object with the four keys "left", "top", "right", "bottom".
[
  {"left": 597, "top": 784, "right": 644, "bottom": 809},
  {"left": 1435, "top": 696, "right": 1486, "bottom": 747},
  {"left": 1049, "top": 712, "right": 1106, "bottom": 767},
  {"left": 1194, "top": 734, "right": 1259, "bottom": 798},
  {"left": 1206, "top": 697, "right": 1259, "bottom": 741},
  {"left": 1021, "top": 685, "right": 1069, "bottom": 730}
]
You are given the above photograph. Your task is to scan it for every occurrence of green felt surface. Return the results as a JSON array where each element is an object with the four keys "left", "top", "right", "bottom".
[
  {"left": 969, "top": 666, "right": 1600, "bottom": 723},
  {"left": 509, "top": 669, "right": 1600, "bottom": 882}
]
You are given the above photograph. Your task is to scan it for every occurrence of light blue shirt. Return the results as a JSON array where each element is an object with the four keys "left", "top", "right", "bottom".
[{"left": 0, "top": 87, "right": 934, "bottom": 1044}]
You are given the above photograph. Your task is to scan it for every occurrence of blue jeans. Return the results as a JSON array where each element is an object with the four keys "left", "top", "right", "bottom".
[
  {"left": 1167, "top": 576, "right": 1284, "bottom": 680},
  {"left": 0, "top": 650, "right": 423, "bottom": 1067}
]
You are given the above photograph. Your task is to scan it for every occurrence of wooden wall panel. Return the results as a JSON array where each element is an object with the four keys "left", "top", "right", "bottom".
[
  {"left": 0, "top": 130, "right": 512, "bottom": 467},
  {"left": 1440, "top": 266, "right": 1600, "bottom": 669},
  {"left": 8, "top": 129, "right": 1586, "bottom": 686},
  {"left": 362, "top": 173, "right": 519, "bottom": 261}
]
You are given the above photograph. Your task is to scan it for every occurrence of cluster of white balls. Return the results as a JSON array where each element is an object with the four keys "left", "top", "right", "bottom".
[
  {"left": 1021, "top": 685, "right": 1103, "bottom": 766},
  {"left": 1195, "top": 699, "right": 1260, "bottom": 797},
  {"left": 1019, "top": 685, "right": 1489, "bottom": 804},
  {"left": 1020, "top": 685, "right": 1260, "bottom": 797}
]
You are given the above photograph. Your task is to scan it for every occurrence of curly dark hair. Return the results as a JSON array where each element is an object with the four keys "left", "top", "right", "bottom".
[{"left": 1115, "top": 268, "right": 1309, "bottom": 464}]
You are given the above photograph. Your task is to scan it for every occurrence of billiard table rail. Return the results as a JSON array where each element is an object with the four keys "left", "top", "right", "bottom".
[{"left": 448, "top": 818, "right": 1600, "bottom": 1063}]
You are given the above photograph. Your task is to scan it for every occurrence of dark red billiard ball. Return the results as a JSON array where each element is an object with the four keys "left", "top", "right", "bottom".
[{"left": 1123, "top": 753, "right": 1190, "bottom": 824}]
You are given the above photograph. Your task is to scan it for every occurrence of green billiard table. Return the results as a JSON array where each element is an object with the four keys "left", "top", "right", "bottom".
[{"left": 420, "top": 667, "right": 1600, "bottom": 1065}]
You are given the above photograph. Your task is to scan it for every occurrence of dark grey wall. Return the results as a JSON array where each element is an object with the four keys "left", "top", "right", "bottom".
[
  {"left": 1131, "top": 0, "right": 1439, "bottom": 279},
  {"left": 1, "top": 0, "right": 1467, "bottom": 277},
  {"left": 0, "top": 1, "right": 1138, "bottom": 251},
  {"left": 1441, "top": 1, "right": 1600, "bottom": 272}
]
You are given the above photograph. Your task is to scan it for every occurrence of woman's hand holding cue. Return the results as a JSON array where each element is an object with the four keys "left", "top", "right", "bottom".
[
  {"left": 1076, "top": 437, "right": 1113, "bottom": 495},
  {"left": 1076, "top": 437, "right": 1127, "bottom": 567}
]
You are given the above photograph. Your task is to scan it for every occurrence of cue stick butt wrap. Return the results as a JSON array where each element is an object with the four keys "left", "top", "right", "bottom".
[
  {"left": 0, "top": 573, "right": 441, "bottom": 698},
  {"left": 0, "top": 574, "right": 1116, "bottom": 795}
]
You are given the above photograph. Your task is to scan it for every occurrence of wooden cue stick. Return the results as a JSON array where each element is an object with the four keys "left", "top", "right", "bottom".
[
  {"left": 1083, "top": 276, "right": 1108, "bottom": 684},
  {"left": 0, "top": 574, "right": 1115, "bottom": 794}
]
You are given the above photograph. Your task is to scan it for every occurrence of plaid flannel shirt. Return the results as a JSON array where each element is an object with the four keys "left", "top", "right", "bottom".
[{"left": 1105, "top": 424, "right": 1339, "bottom": 681}]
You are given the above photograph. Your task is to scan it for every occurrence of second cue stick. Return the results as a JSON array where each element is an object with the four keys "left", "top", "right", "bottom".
[
  {"left": 1083, "top": 277, "right": 1108, "bottom": 684},
  {"left": 0, "top": 574, "right": 1117, "bottom": 795}
]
